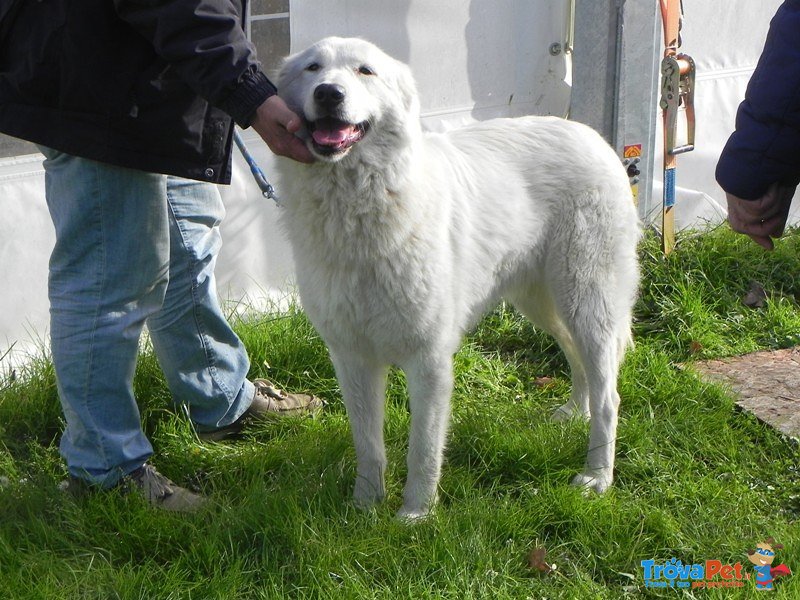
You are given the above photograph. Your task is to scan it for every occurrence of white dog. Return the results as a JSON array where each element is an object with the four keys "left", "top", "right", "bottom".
[{"left": 274, "top": 37, "right": 640, "bottom": 520}]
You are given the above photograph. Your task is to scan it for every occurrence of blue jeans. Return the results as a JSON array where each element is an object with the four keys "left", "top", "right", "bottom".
[{"left": 41, "top": 148, "right": 255, "bottom": 487}]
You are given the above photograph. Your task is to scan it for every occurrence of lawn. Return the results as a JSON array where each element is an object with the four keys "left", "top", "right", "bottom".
[{"left": 0, "top": 227, "right": 798, "bottom": 599}]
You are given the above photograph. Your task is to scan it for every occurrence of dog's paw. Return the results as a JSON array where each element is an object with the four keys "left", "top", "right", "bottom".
[
  {"left": 570, "top": 470, "right": 612, "bottom": 494},
  {"left": 352, "top": 476, "right": 385, "bottom": 510},
  {"left": 352, "top": 495, "right": 381, "bottom": 512},
  {"left": 395, "top": 505, "right": 433, "bottom": 523},
  {"left": 551, "top": 402, "right": 590, "bottom": 423}
]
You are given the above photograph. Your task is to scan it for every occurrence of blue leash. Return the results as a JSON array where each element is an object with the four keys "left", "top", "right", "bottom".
[{"left": 233, "top": 129, "right": 280, "bottom": 205}]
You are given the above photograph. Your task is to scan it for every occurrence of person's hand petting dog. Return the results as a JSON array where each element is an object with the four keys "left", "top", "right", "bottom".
[
  {"left": 251, "top": 95, "right": 315, "bottom": 164},
  {"left": 726, "top": 183, "right": 796, "bottom": 250}
]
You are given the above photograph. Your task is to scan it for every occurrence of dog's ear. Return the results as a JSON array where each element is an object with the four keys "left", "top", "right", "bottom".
[
  {"left": 274, "top": 50, "right": 306, "bottom": 90},
  {"left": 392, "top": 60, "right": 420, "bottom": 116},
  {"left": 275, "top": 38, "right": 330, "bottom": 90},
  {"left": 273, "top": 44, "right": 322, "bottom": 116}
]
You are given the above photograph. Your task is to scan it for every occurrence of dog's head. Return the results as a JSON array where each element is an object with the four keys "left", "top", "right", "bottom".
[{"left": 277, "top": 37, "right": 420, "bottom": 163}]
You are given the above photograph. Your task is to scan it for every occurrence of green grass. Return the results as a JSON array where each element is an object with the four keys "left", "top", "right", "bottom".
[{"left": 1, "top": 227, "right": 798, "bottom": 599}]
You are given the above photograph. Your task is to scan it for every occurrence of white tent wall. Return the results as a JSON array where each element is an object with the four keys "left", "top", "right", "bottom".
[
  {"left": 0, "top": 0, "right": 787, "bottom": 368},
  {"left": 0, "top": 158, "right": 51, "bottom": 361},
  {"left": 652, "top": 0, "right": 793, "bottom": 229}
]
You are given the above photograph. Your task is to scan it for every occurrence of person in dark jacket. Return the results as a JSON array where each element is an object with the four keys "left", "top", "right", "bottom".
[
  {"left": 0, "top": 1, "right": 320, "bottom": 511},
  {"left": 716, "top": 0, "right": 800, "bottom": 250}
]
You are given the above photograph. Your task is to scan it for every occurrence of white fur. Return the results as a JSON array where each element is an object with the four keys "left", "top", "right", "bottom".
[{"left": 275, "top": 37, "right": 640, "bottom": 520}]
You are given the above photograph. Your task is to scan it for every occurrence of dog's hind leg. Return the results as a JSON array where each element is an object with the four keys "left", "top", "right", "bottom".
[
  {"left": 569, "top": 339, "right": 623, "bottom": 493},
  {"left": 330, "top": 351, "right": 390, "bottom": 509},
  {"left": 550, "top": 334, "right": 590, "bottom": 422},
  {"left": 555, "top": 284, "right": 631, "bottom": 494},
  {"left": 536, "top": 209, "right": 635, "bottom": 492},
  {"left": 397, "top": 353, "right": 454, "bottom": 521},
  {"left": 550, "top": 191, "right": 637, "bottom": 492},
  {"left": 540, "top": 322, "right": 591, "bottom": 423},
  {"left": 507, "top": 292, "right": 590, "bottom": 422}
]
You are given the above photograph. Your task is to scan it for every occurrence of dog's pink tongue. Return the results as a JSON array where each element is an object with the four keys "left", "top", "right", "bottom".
[{"left": 312, "top": 123, "right": 356, "bottom": 146}]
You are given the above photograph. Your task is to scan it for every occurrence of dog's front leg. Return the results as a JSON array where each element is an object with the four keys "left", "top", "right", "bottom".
[
  {"left": 398, "top": 354, "right": 454, "bottom": 521},
  {"left": 331, "top": 351, "right": 389, "bottom": 509}
]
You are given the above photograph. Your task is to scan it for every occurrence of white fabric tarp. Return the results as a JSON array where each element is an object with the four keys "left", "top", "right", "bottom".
[
  {"left": 0, "top": 0, "right": 790, "bottom": 368},
  {"left": 650, "top": 0, "right": 800, "bottom": 228}
]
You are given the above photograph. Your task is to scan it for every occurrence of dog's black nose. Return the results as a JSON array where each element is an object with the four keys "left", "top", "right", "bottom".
[{"left": 314, "top": 83, "right": 346, "bottom": 110}]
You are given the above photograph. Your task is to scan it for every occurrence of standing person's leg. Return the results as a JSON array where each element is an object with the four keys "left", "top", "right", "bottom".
[
  {"left": 146, "top": 176, "right": 254, "bottom": 430},
  {"left": 147, "top": 176, "right": 322, "bottom": 440},
  {"left": 42, "top": 148, "right": 169, "bottom": 488}
]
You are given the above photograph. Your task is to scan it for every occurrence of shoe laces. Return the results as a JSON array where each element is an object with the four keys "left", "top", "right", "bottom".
[
  {"left": 129, "top": 464, "right": 174, "bottom": 501},
  {"left": 254, "top": 380, "right": 288, "bottom": 401}
]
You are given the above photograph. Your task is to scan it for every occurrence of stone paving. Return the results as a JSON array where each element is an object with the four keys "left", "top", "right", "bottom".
[{"left": 693, "top": 347, "right": 800, "bottom": 440}]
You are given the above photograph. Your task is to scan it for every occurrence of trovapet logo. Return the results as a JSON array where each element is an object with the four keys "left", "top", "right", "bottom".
[
  {"left": 641, "top": 538, "right": 791, "bottom": 591},
  {"left": 640, "top": 558, "right": 748, "bottom": 589}
]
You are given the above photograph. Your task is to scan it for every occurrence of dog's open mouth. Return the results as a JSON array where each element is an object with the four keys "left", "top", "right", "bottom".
[{"left": 307, "top": 117, "right": 369, "bottom": 156}]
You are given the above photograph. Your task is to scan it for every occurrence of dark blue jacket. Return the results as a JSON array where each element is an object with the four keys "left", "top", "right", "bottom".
[
  {"left": 0, "top": 0, "right": 275, "bottom": 184},
  {"left": 716, "top": 0, "right": 800, "bottom": 199}
]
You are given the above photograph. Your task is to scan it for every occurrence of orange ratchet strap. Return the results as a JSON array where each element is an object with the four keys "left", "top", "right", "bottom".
[{"left": 659, "top": 0, "right": 695, "bottom": 254}]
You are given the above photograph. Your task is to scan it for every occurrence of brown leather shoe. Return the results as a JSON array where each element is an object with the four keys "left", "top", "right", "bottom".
[
  {"left": 60, "top": 463, "right": 207, "bottom": 513},
  {"left": 197, "top": 379, "right": 323, "bottom": 442},
  {"left": 126, "top": 464, "right": 207, "bottom": 512}
]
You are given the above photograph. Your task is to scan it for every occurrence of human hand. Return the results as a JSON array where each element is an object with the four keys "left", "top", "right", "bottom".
[
  {"left": 725, "top": 183, "right": 796, "bottom": 250},
  {"left": 251, "top": 95, "right": 314, "bottom": 163}
]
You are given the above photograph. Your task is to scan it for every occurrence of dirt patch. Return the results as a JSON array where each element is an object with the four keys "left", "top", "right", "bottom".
[{"left": 692, "top": 347, "right": 800, "bottom": 440}]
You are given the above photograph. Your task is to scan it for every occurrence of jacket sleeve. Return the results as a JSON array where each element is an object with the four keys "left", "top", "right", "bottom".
[
  {"left": 715, "top": 0, "right": 800, "bottom": 199},
  {"left": 112, "top": 0, "right": 276, "bottom": 127}
]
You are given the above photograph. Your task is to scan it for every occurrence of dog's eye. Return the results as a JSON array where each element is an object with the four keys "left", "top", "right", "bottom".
[
  {"left": 306, "top": 62, "right": 320, "bottom": 72},
  {"left": 357, "top": 65, "right": 376, "bottom": 76}
]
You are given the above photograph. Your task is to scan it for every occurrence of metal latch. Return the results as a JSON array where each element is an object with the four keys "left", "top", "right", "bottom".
[{"left": 660, "top": 53, "right": 695, "bottom": 156}]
